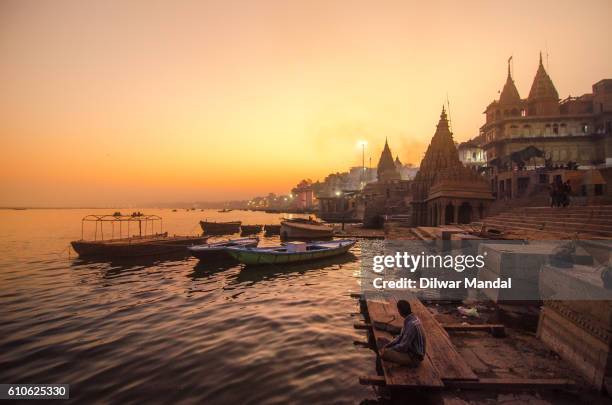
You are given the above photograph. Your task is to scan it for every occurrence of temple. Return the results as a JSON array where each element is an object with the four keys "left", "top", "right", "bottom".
[
  {"left": 377, "top": 139, "right": 401, "bottom": 181},
  {"left": 411, "top": 107, "right": 493, "bottom": 226},
  {"left": 474, "top": 54, "right": 612, "bottom": 202}
]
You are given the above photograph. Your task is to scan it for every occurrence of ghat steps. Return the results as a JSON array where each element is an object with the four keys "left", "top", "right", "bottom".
[{"left": 483, "top": 205, "right": 612, "bottom": 238}]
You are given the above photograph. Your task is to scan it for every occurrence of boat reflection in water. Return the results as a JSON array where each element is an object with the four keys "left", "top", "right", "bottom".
[{"left": 231, "top": 250, "right": 359, "bottom": 286}]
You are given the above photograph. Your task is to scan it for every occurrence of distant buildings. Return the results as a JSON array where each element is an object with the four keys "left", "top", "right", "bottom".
[
  {"left": 291, "top": 179, "right": 316, "bottom": 211},
  {"left": 457, "top": 140, "right": 486, "bottom": 171}
]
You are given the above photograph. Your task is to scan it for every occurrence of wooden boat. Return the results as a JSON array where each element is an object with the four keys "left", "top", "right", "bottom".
[
  {"left": 264, "top": 224, "right": 281, "bottom": 236},
  {"left": 72, "top": 234, "right": 208, "bottom": 258},
  {"left": 187, "top": 237, "right": 259, "bottom": 260},
  {"left": 71, "top": 214, "right": 207, "bottom": 258},
  {"left": 240, "top": 224, "right": 263, "bottom": 235},
  {"left": 280, "top": 218, "right": 333, "bottom": 239},
  {"left": 200, "top": 220, "right": 241, "bottom": 235},
  {"left": 226, "top": 239, "right": 356, "bottom": 265}
]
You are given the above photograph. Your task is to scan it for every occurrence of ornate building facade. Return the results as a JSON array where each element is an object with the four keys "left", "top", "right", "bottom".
[
  {"left": 476, "top": 55, "right": 612, "bottom": 170},
  {"left": 412, "top": 107, "right": 493, "bottom": 226}
]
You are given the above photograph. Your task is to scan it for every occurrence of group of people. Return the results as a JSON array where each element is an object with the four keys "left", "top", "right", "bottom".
[{"left": 550, "top": 178, "right": 572, "bottom": 208}]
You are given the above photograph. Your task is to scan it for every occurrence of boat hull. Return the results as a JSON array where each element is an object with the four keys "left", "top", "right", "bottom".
[
  {"left": 200, "top": 221, "right": 241, "bottom": 235},
  {"left": 280, "top": 221, "right": 333, "bottom": 239},
  {"left": 240, "top": 225, "right": 263, "bottom": 235},
  {"left": 227, "top": 240, "right": 356, "bottom": 265},
  {"left": 264, "top": 225, "right": 281, "bottom": 236},
  {"left": 71, "top": 236, "right": 208, "bottom": 258},
  {"left": 188, "top": 238, "right": 259, "bottom": 260}
]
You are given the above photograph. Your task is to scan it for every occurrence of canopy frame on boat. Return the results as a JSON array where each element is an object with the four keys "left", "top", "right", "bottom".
[{"left": 80, "top": 214, "right": 163, "bottom": 241}]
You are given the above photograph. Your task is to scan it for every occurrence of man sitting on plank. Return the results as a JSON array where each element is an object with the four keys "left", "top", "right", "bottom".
[{"left": 379, "top": 300, "right": 426, "bottom": 367}]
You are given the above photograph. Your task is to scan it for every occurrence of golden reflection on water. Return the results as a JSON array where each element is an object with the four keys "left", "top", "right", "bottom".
[{"left": 0, "top": 209, "right": 376, "bottom": 403}]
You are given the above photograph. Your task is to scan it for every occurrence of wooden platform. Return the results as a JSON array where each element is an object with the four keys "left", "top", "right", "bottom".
[
  {"left": 366, "top": 295, "right": 478, "bottom": 388},
  {"left": 362, "top": 295, "right": 572, "bottom": 391}
]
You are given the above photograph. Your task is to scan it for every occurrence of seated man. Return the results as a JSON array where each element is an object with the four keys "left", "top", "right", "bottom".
[{"left": 379, "top": 300, "right": 426, "bottom": 367}]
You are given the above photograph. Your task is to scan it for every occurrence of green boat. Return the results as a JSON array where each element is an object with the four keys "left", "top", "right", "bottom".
[{"left": 226, "top": 239, "right": 356, "bottom": 265}]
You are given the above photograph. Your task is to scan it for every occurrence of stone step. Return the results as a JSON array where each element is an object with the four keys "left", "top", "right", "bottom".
[
  {"left": 493, "top": 215, "right": 612, "bottom": 229},
  {"left": 518, "top": 206, "right": 612, "bottom": 213},
  {"left": 498, "top": 211, "right": 612, "bottom": 220},
  {"left": 483, "top": 219, "right": 612, "bottom": 237},
  {"left": 482, "top": 220, "right": 573, "bottom": 237},
  {"left": 487, "top": 216, "right": 612, "bottom": 231}
]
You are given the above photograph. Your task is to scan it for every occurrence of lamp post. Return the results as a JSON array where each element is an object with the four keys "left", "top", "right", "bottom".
[{"left": 357, "top": 140, "right": 368, "bottom": 187}]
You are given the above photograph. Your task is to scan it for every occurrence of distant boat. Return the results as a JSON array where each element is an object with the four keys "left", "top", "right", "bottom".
[
  {"left": 71, "top": 214, "right": 207, "bottom": 258},
  {"left": 218, "top": 208, "right": 233, "bottom": 213},
  {"left": 188, "top": 237, "right": 259, "bottom": 260},
  {"left": 280, "top": 218, "right": 333, "bottom": 239},
  {"left": 226, "top": 239, "right": 356, "bottom": 265},
  {"left": 264, "top": 224, "right": 281, "bottom": 236},
  {"left": 172, "top": 209, "right": 178, "bottom": 212},
  {"left": 200, "top": 220, "right": 241, "bottom": 235},
  {"left": 241, "top": 224, "right": 263, "bottom": 235}
]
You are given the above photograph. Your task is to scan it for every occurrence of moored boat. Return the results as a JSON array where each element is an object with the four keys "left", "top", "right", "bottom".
[
  {"left": 226, "top": 239, "right": 356, "bottom": 265},
  {"left": 71, "top": 214, "right": 207, "bottom": 258},
  {"left": 200, "top": 220, "right": 241, "bottom": 235},
  {"left": 241, "top": 224, "right": 263, "bottom": 235},
  {"left": 264, "top": 224, "right": 281, "bottom": 236},
  {"left": 188, "top": 237, "right": 259, "bottom": 260},
  {"left": 280, "top": 218, "right": 333, "bottom": 239}
]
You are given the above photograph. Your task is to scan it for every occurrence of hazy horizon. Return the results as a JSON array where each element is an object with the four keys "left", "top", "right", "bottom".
[{"left": 2, "top": 0, "right": 611, "bottom": 207}]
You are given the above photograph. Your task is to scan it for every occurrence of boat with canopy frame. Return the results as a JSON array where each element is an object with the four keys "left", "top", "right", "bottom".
[{"left": 71, "top": 213, "right": 208, "bottom": 258}]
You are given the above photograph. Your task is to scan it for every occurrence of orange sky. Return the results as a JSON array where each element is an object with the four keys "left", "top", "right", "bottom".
[{"left": 1, "top": 0, "right": 611, "bottom": 207}]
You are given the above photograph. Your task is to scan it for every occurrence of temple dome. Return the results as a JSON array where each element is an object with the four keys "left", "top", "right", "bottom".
[
  {"left": 413, "top": 106, "right": 487, "bottom": 201},
  {"left": 499, "top": 65, "right": 521, "bottom": 105},
  {"left": 528, "top": 53, "right": 559, "bottom": 101},
  {"left": 377, "top": 139, "right": 401, "bottom": 181}
]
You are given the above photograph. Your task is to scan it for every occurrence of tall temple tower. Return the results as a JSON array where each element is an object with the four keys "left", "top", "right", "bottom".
[
  {"left": 376, "top": 138, "right": 401, "bottom": 181},
  {"left": 527, "top": 52, "right": 560, "bottom": 116},
  {"left": 412, "top": 107, "right": 493, "bottom": 226},
  {"left": 499, "top": 61, "right": 523, "bottom": 117}
]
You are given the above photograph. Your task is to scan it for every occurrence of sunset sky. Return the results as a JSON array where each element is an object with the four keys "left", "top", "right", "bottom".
[{"left": 1, "top": 0, "right": 611, "bottom": 207}]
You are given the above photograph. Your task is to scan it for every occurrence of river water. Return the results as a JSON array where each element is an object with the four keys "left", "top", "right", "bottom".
[{"left": 0, "top": 209, "right": 376, "bottom": 404}]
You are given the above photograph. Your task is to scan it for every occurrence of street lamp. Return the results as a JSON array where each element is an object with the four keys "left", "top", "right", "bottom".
[{"left": 357, "top": 140, "right": 368, "bottom": 186}]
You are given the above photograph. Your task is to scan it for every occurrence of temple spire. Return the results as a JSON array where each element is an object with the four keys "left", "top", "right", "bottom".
[
  {"left": 528, "top": 52, "right": 558, "bottom": 101},
  {"left": 377, "top": 138, "right": 400, "bottom": 181},
  {"left": 499, "top": 56, "right": 521, "bottom": 105}
]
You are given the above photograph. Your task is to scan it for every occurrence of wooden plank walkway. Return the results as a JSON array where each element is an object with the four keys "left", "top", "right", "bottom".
[
  {"left": 362, "top": 295, "right": 575, "bottom": 392},
  {"left": 366, "top": 299, "right": 443, "bottom": 388},
  {"left": 367, "top": 297, "right": 478, "bottom": 386}
]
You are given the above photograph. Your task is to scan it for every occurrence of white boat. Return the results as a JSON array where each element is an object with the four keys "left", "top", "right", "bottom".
[
  {"left": 226, "top": 239, "right": 356, "bottom": 265},
  {"left": 280, "top": 219, "right": 334, "bottom": 239}
]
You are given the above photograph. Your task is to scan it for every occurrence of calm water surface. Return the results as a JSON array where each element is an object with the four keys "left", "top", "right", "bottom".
[{"left": 0, "top": 209, "right": 376, "bottom": 404}]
